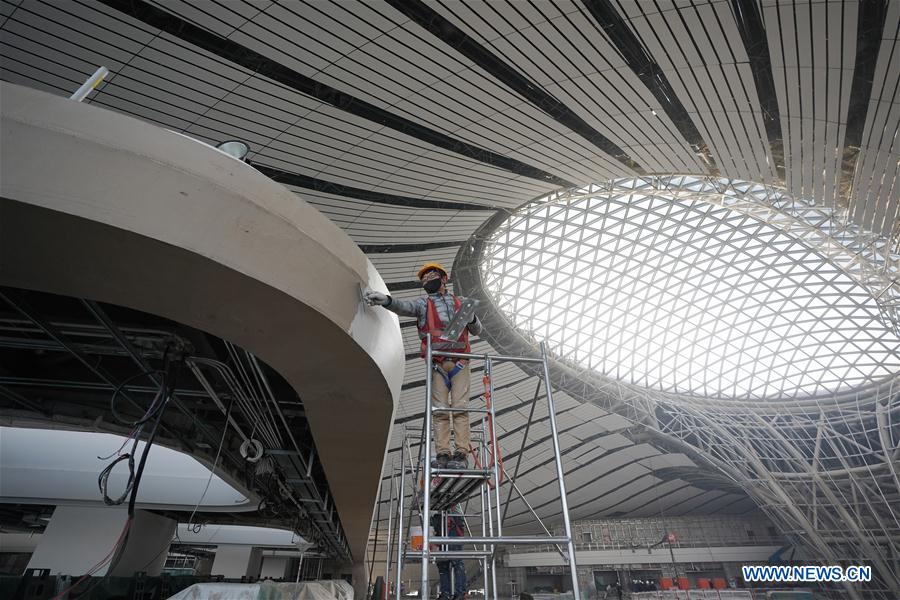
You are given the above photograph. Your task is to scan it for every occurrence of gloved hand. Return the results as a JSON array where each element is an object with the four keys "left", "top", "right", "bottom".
[{"left": 364, "top": 290, "right": 391, "bottom": 306}]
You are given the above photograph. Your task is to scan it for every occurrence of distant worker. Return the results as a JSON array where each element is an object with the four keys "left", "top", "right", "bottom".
[
  {"left": 365, "top": 262, "right": 482, "bottom": 468},
  {"left": 431, "top": 507, "right": 467, "bottom": 600}
]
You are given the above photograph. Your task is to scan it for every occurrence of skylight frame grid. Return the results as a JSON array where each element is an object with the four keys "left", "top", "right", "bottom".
[{"left": 481, "top": 176, "right": 900, "bottom": 402}]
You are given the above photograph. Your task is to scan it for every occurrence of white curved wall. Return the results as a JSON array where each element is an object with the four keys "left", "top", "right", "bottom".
[
  {"left": 0, "top": 82, "right": 405, "bottom": 560},
  {"left": 0, "top": 427, "right": 252, "bottom": 510},
  {"left": 176, "top": 524, "right": 305, "bottom": 547}
]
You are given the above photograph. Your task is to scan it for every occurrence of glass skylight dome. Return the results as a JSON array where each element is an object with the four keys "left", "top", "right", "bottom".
[{"left": 481, "top": 176, "right": 900, "bottom": 401}]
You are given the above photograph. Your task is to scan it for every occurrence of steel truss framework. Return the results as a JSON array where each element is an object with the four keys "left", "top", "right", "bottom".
[
  {"left": 453, "top": 176, "right": 900, "bottom": 600},
  {"left": 0, "top": 289, "right": 350, "bottom": 559}
]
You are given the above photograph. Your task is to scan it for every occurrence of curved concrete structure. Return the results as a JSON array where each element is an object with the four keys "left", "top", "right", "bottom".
[{"left": 0, "top": 82, "right": 404, "bottom": 562}]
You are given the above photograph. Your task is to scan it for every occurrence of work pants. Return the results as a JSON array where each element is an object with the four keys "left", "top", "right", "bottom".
[
  {"left": 437, "top": 558, "right": 466, "bottom": 597},
  {"left": 431, "top": 362, "right": 470, "bottom": 456}
]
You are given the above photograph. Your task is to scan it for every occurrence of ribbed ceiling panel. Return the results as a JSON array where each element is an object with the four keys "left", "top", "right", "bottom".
[
  {"left": 620, "top": 0, "right": 777, "bottom": 183},
  {"left": 848, "top": 0, "right": 900, "bottom": 235},
  {"left": 426, "top": 0, "right": 705, "bottom": 175},
  {"left": 762, "top": 0, "right": 856, "bottom": 208}
]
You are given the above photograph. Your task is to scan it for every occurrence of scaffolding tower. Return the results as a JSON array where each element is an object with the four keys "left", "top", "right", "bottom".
[{"left": 384, "top": 334, "right": 581, "bottom": 600}]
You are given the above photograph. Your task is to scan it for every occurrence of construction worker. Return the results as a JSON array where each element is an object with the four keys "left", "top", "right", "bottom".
[
  {"left": 365, "top": 262, "right": 482, "bottom": 468},
  {"left": 431, "top": 507, "right": 467, "bottom": 600}
]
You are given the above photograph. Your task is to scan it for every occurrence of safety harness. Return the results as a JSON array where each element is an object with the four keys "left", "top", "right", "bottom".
[
  {"left": 419, "top": 295, "right": 471, "bottom": 389},
  {"left": 435, "top": 361, "right": 465, "bottom": 389}
]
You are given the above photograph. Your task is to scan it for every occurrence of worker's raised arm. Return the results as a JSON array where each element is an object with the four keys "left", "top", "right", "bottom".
[
  {"left": 385, "top": 296, "right": 424, "bottom": 318},
  {"left": 364, "top": 288, "right": 425, "bottom": 319}
]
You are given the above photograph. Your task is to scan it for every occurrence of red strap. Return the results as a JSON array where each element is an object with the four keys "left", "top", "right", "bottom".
[
  {"left": 420, "top": 295, "right": 471, "bottom": 359},
  {"left": 424, "top": 296, "right": 443, "bottom": 329},
  {"left": 469, "top": 374, "right": 504, "bottom": 488},
  {"left": 423, "top": 295, "right": 461, "bottom": 330}
]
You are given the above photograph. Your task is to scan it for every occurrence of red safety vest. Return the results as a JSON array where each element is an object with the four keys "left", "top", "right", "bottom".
[{"left": 419, "top": 295, "right": 471, "bottom": 359}]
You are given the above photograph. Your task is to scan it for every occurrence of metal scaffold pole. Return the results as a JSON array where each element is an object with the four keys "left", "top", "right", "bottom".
[
  {"left": 486, "top": 356, "right": 502, "bottom": 600},
  {"left": 385, "top": 464, "right": 395, "bottom": 595},
  {"left": 421, "top": 334, "right": 434, "bottom": 600},
  {"left": 394, "top": 442, "right": 406, "bottom": 600},
  {"left": 540, "top": 341, "right": 580, "bottom": 598},
  {"left": 389, "top": 335, "right": 579, "bottom": 600}
]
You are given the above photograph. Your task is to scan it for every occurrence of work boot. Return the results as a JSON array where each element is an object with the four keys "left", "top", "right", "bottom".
[
  {"left": 447, "top": 451, "right": 467, "bottom": 469},
  {"left": 431, "top": 453, "right": 450, "bottom": 469}
]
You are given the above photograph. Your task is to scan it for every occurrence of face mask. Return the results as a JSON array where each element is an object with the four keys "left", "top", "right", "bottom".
[{"left": 423, "top": 278, "right": 442, "bottom": 293}]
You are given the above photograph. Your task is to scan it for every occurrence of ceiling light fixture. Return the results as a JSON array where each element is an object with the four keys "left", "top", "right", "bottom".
[{"left": 216, "top": 140, "right": 250, "bottom": 161}]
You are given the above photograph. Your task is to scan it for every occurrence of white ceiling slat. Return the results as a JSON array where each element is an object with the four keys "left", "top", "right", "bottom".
[
  {"left": 735, "top": 91, "right": 775, "bottom": 182},
  {"left": 0, "top": 1, "right": 19, "bottom": 19},
  {"left": 0, "top": 55, "right": 80, "bottom": 97},
  {"left": 683, "top": 492, "right": 745, "bottom": 516},
  {"left": 430, "top": 0, "right": 694, "bottom": 176},
  {"left": 850, "top": 0, "right": 900, "bottom": 236},
  {"left": 812, "top": 116, "right": 827, "bottom": 207},
  {"left": 6, "top": 0, "right": 896, "bottom": 234},
  {"left": 860, "top": 110, "right": 899, "bottom": 228},
  {"left": 568, "top": 476, "right": 660, "bottom": 517},
  {"left": 765, "top": 2, "right": 799, "bottom": 197},
  {"left": 823, "top": 0, "right": 850, "bottom": 208},
  {"left": 822, "top": 120, "right": 841, "bottom": 208},
  {"left": 368, "top": 249, "right": 461, "bottom": 284},
  {"left": 625, "top": 483, "right": 700, "bottom": 518},
  {"left": 22, "top": 0, "right": 157, "bottom": 53},
  {"left": 1, "top": 26, "right": 118, "bottom": 80},
  {"left": 799, "top": 66, "right": 816, "bottom": 197},
  {"left": 6, "top": 5, "right": 555, "bottom": 205}
]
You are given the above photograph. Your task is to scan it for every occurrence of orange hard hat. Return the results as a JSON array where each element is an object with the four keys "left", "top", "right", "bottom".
[{"left": 417, "top": 262, "right": 448, "bottom": 280}]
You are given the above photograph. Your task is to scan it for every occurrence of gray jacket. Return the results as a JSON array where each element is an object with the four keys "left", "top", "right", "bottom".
[{"left": 385, "top": 292, "right": 483, "bottom": 340}]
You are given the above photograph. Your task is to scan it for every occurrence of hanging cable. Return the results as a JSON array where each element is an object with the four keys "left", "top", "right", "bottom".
[
  {"left": 98, "top": 357, "right": 180, "bottom": 519},
  {"left": 109, "top": 369, "right": 168, "bottom": 427},
  {"left": 98, "top": 449, "right": 137, "bottom": 506},
  {"left": 58, "top": 353, "right": 180, "bottom": 599},
  {"left": 96, "top": 426, "right": 138, "bottom": 461},
  {"left": 126, "top": 359, "right": 179, "bottom": 519},
  {"left": 98, "top": 372, "right": 168, "bottom": 506},
  {"left": 186, "top": 396, "right": 236, "bottom": 531}
]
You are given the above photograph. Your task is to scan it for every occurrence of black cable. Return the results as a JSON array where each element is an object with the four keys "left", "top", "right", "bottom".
[
  {"left": 98, "top": 450, "right": 136, "bottom": 506},
  {"left": 81, "top": 352, "right": 237, "bottom": 593},
  {"left": 121, "top": 360, "right": 231, "bottom": 578},
  {"left": 109, "top": 369, "right": 167, "bottom": 426},
  {"left": 98, "top": 371, "right": 169, "bottom": 505},
  {"left": 127, "top": 361, "right": 179, "bottom": 518},
  {"left": 104, "top": 357, "right": 180, "bottom": 578}
]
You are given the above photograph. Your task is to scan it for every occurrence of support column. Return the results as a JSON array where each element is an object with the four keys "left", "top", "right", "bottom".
[
  {"left": 211, "top": 546, "right": 264, "bottom": 578},
  {"left": 352, "top": 561, "right": 369, "bottom": 600},
  {"left": 27, "top": 506, "right": 175, "bottom": 576},
  {"left": 259, "top": 553, "right": 291, "bottom": 579}
]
